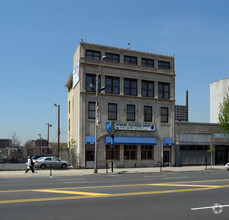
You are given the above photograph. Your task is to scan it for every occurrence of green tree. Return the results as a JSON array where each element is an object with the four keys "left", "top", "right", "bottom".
[
  {"left": 208, "top": 144, "right": 215, "bottom": 170},
  {"left": 218, "top": 94, "right": 229, "bottom": 134}
]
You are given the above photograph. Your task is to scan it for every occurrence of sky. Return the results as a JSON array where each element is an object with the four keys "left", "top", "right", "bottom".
[{"left": 1, "top": 0, "right": 229, "bottom": 145}]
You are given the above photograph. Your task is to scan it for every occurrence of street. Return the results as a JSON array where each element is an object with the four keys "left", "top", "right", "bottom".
[{"left": 0, "top": 170, "right": 229, "bottom": 219}]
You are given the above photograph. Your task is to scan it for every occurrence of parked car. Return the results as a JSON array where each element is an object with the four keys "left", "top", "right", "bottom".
[
  {"left": 34, "top": 156, "right": 70, "bottom": 169},
  {"left": 225, "top": 163, "right": 229, "bottom": 170},
  {"left": 31, "top": 155, "right": 50, "bottom": 162}
]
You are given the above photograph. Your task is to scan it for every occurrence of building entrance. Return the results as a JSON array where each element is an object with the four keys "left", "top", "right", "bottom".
[
  {"left": 85, "top": 145, "right": 95, "bottom": 168},
  {"left": 215, "top": 145, "right": 228, "bottom": 165},
  {"left": 163, "top": 150, "right": 170, "bottom": 166}
]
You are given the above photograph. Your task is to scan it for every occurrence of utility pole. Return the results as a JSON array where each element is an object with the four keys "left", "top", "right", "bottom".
[
  {"left": 111, "top": 133, "right": 114, "bottom": 173},
  {"left": 54, "top": 103, "right": 60, "bottom": 158},
  {"left": 94, "top": 56, "right": 106, "bottom": 174},
  {"left": 38, "top": 133, "right": 42, "bottom": 154},
  {"left": 47, "top": 123, "right": 52, "bottom": 155}
]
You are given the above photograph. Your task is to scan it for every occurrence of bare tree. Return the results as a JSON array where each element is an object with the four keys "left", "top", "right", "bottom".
[{"left": 11, "top": 132, "right": 21, "bottom": 148}]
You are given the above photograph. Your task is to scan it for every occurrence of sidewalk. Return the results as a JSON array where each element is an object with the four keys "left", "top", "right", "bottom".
[{"left": 0, "top": 166, "right": 226, "bottom": 178}]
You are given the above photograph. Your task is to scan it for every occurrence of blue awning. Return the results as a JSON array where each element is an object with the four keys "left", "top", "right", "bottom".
[
  {"left": 106, "top": 136, "right": 157, "bottom": 145},
  {"left": 163, "top": 138, "right": 174, "bottom": 146},
  {"left": 85, "top": 136, "right": 95, "bottom": 144}
]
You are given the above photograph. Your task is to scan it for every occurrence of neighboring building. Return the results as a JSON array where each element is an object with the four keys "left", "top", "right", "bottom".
[
  {"left": 175, "top": 122, "right": 229, "bottom": 166},
  {"left": 210, "top": 78, "right": 229, "bottom": 123},
  {"left": 175, "top": 90, "right": 188, "bottom": 122},
  {"left": 65, "top": 42, "right": 175, "bottom": 168},
  {"left": 0, "top": 139, "right": 12, "bottom": 148}
]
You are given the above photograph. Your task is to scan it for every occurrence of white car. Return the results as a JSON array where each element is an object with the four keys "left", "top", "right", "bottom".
[{"left": 225, "top": 163, "right": 229, "bottom": 170}]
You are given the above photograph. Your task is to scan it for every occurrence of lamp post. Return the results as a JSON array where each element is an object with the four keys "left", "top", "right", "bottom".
[
  {"left": 46, "top": 123, "right": 52, "bottom": 155},
  {"left": 38, "top": 133, "right": 42, "bottom": 154},
  {"left": 94, "top": 55, "right": 106, "bottom": 174},
  {"left": 54, "top": 103, "right": 60, "bottom": 158}
]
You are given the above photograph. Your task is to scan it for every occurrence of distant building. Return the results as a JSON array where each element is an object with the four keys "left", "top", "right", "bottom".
[
  {"left": 175, "top": 90, "right": 188, "bottom": 122},
  {"left": 210, "top": 78, "right": 229, "bottom": 123},
  {"left": 0, "top": 139, "right": 12, "bottom": 148}
]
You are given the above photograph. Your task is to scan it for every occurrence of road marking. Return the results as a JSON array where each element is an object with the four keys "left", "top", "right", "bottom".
[
  {"left": 0, "top": 196, "right": 92, "bottom": 204},
  {"left": 1, "top": 179, "right": 229, "bottom": 204},
  {"left": 148, "top": 183, "right": 219, "bottom": 188},
  {"left": 191, "top": 204, "right": 229, "bottom": 211},
  {"left": 33, "top": 189, "right": 110, "bottom": 197},
  {"left": 0, "top": 187, "right": 212, "bottom": 204}
]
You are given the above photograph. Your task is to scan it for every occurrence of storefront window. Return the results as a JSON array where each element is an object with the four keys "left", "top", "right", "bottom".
[
  {"left": 106, "top": 145, "right": 120, "bottom": 160},
  {"left": 124, "top": 145, "right": 136, "bottom": 160},
  {"left": 141, "top": 145, "right": 153, "bottom": 159}
]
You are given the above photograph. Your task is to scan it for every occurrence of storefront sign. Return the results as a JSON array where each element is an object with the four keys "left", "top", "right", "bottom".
[
  {"left": 106, "top": 122, "right": 112, "bottom": 132},
  {"left": 214, "top": 133, "right": 229, "bottom": 139},
  {"left": 73, "top": 61, "right": 80, "bottom": 88},
  {"left": 115, "top": 123, "right": 155, "bottom": 131}
]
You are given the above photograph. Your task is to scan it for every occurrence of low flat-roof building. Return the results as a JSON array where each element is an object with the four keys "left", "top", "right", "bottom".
[{"left": 175, "top": 121, "right": 229, "bottom": 166}]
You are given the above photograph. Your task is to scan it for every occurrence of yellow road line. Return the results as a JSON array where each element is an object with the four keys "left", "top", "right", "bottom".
[
  {"left": 148, "top": 183, "right": 220, "bottom": 188},
  {"left": 33, "top": 189, "right": 110, "bottom": 197},
  {"left": 0, "top": 187, "right": 213, "bottom": 204},
  {"left": 0, "top": 196, "right": 92, "bottom": 204}
]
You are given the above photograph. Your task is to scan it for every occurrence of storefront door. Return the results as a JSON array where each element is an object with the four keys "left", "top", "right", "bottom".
[
  {"left": 85, "top": 144, "right": 95, "bottom": 168},
  {"left": 215, "top": 146, "right": 228, "bottom": 165},
  {"left": 163, "top": 151, "right": 170, "bottom": 166}
]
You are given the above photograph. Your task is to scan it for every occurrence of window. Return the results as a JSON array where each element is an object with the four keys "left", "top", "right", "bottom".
[
  {"left": 161, "top": 107, "right": 169, "bottom": 123},
  {"left": 88, "top": 102, "right": 95, "bottom": 119},
  {"left": 68, "top": 101, "right": 70, "bottom": 113},
  {"left": 106, "top": 53, "right": 119, "bottom": 62},
  {"left": 127, "top": 105, "right": 135, "bottom": 121},
  {"left": 144, "top": 106, "right": 152, "bottom": 122},
  {"left": 124, "top": 145, "right": 136, "bottom": 160},
  {"left": 158, "top": 61, "right": 170, "bottom": 69},
  {"left": 85, "top": 50, "right": 101, "bottom": 60},
  {"left": 45, "top": 157, "right": 51, "bottom": 161},
  {"left": 142, "top": 80, "right": 154, "bottom": 97},
  {"left": 86, "top": 74, "right": 101, "bottom": 92},
  {"left": 69, "top": 119, "right": 70, "bottom": 132},
  {"left": 124, "top": 78, "right": 137, "bottom": 96},
  {"left": 141, "top": 146, "right": 153, "bottom": 159},
  {"left": 142, "top": 58, "right": 154, "bottom": 67},
  {"left": 106, "top": 145, "right": 120, "bottom": 160},
  {"left": 108, "top": 103, "right": 117, "bottom": 120},
  {"left": 105, "top": 76, "right": 119, "bottom": 94},
  {"left": 158, "top": 82, "right": 170, "bottom": 99},
  {"left": 124, "top": 56, "right": 137, "bottom": 65}
]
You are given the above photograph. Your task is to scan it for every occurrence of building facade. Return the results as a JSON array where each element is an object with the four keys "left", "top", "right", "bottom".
[
  {"left": 175, "top": 122, "right": 229, "bottom": 166},
  {"left": 65, "top": 42, "right": 175, "bottom": 168},
  {"left": 175, "top": 90, "right": 188, "bottom": 122},
  {"left": 210, "top": 78, "right": 229, "bottom": 123}
]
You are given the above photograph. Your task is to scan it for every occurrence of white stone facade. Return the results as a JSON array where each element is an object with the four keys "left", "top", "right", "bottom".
[
  {"left": 65, "top": 42, "right": 175, "bottom": 168},
  {"left": 210, "top": 78, "right": 229, "bottom": 123}
]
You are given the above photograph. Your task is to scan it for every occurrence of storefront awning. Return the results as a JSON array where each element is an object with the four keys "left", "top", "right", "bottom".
[
  {"left": 163, "top": 138, "right": 174, "bottom": 146},
  {"left": 105, "top": 136, "right": 157, "bottom": 145},
  {"left": 85, "top": 136, "right": 95, "bottom": 144}
]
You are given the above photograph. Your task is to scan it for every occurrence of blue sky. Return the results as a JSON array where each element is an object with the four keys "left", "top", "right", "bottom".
[{"left": 1, "top": 0, "right": 229, "bottom": 145}]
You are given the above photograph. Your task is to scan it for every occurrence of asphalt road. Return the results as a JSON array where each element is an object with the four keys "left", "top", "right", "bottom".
[{"left": 0, "top": 170, "right": 229, "bottom": 220}]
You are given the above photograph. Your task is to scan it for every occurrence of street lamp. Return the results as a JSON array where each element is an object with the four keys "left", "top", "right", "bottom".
[
  {"left": 38, "top": 133, "right": 42, "bottom": 154},
  {"left": 54, "top": 103, "right": 60, "bottom": 158},
  {"left": 94, "top": 55, "right": 106, "bottom": 174},
  {"left": 46, "top": 123, "right": 52, "bottom": 155}
]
